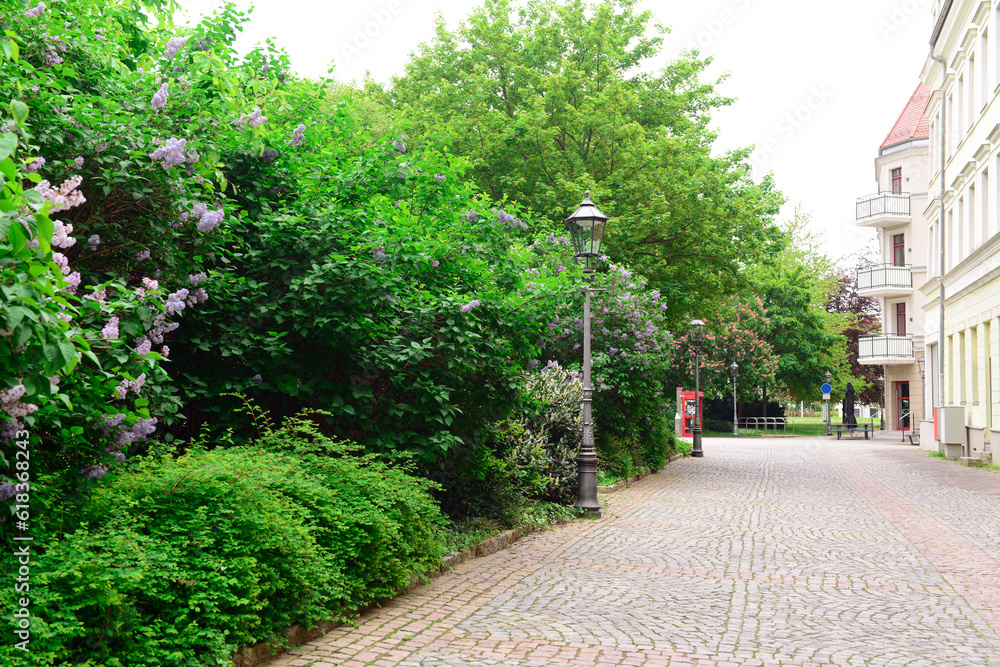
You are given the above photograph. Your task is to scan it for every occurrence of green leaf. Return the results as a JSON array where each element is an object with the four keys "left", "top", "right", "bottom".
[
  {"left": 9, "top": 99, "right": 27, "bottom": 125},
  {"left": 0, "top": 133, "right": 15, "bottom": 162}
]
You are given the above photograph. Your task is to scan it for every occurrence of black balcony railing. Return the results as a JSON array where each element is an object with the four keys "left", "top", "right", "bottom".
[
  {"left": 857, "top": 263, "right": 913, "bottom": 291},
  {"left": 858, "top": 334, "right": 914, "bottom": 360},
  {"left": 856, "top": 192, "right": 910, "bottom": 221}
]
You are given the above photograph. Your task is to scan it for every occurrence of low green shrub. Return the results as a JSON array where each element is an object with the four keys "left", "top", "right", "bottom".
[{"left": 0, "top": 415, "right": 444, "bottom": 666}]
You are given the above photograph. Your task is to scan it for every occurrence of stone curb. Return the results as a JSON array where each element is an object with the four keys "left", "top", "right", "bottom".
[
  {"left": 231, "top": 527, "right": 530, "bottom": 667},
  {"left": 596, "top": 451, "right": 689, "bottom": 493}
]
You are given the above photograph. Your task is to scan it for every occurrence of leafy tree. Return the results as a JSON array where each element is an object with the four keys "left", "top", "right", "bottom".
[
  {"left": 746, "top": 206, "right": 848, "bottom": 407},
  {"left": 827, "top": 248, "right": 882, "bottom": 405},
  {"left": 372, "top": 0, "right": 785, "bottom": 322}
]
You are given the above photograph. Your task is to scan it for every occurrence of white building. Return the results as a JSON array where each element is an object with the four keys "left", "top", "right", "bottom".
[
  {"left": 918, "top": 0, "right": 1000, "bottom": 461},
  {"left": 856, "top": 84, "right": 930, "bottom": 438}
]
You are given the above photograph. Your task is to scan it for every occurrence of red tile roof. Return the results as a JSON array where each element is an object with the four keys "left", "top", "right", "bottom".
[{"left": 880, "top": 83, "right": 930, "bottom": 149}]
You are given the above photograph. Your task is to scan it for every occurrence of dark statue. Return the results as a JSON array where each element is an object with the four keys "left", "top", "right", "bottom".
[{"left": 842, "top": 382, "right": 857, "bottom": 427}]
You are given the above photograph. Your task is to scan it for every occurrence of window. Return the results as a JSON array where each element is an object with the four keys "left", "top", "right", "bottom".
[
  {"left": 969, "top": 55, "right": 976, "bottom": 129},
  {"left": 893, "top": 233, "right": 905, "bottom": 266},
  {"left": 958, "top": 76, "right": 965, "bottom": 142},
  {"left": 984, "top": 169, "right": 991, "bottom": 245},
  {"left": 970, "top": 184, "right": 977, "bottom": 250},
  {"left": 982, "top": 31, "right": 990, "bottom": 110},
  {"left": 896, "top": 302, "right": 906, "bottom": 336},
  {"left": 891, "top": 168, "right": 902, "bottom": 194}
]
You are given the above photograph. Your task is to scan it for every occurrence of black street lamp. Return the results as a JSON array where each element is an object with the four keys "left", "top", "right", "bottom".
[
  {"left": 824, "top": 370, "right": 833, "bottom": 436},
  {"left": 690, "top": 318, "right": 706, "bottom": 457},
  {"left": 565, "top": 190, "right": 609, "bottom": 517},
  {"left": 730, "top": 361, "right": 739, "bottom": 438}
]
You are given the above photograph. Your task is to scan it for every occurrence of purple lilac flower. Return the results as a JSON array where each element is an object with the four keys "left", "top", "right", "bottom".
[
  {"left": 51, "top": 220, "right": 76, "bottom": 249},
  {"left": 392, "top": 137, "right": 406, "bottom": 153},
  {"left": 151, "top": 83, "right": 169, "bottom": 109},
  {"left": 166, "top": 289, "right": 188, "bottom": 315},
  {"left": 460, "top": 300, "right": 480, "bottom": 313},
  {"left": 51, "top": 252, "right": 70, "bottom": 275},
  {"left": 161, "top": 345, "right": 170, "bottom": 357},
  {"left": 372, "top": 247, "right": 388, "bottom": 261},
  {"left": 195, "top": 207, "right": 223, "bottom": 233},
  {"left": 101, "top": 317, "right": 119, "bottom": 339},
  {"left": 80, "top": 464, "right": 108, "bottom": 480},
  {"left": 236, "top": 108, "right": 267, "bottom": 130},
  {"left": 134, "top": 338, "right": 151, "bottom": 356},
  {"left": 25, "top": 157, "right": 45, "bottom": 173},
  {"left": 542, "top": 360, "right": 559, "bottom": 373},
  {"left": 433, "top": 173, "right": 445, "bottom": 182},
  {"left": 527, "top": 360, "right": 539, "bottom": 368},
  {"left": 431, "top": 260, "right": 440, "bottom": 267},
  {"left": 134, "top": 249, "right": 150, "bottom": 261},
  {"left": 164, "top": 36, "right": 189, "bottom": 60},
  {"left": 0, "top": 419, "right": 24, "bottom": 444},
  {"left": 464, "top": 210, "right": 481, "bottom": 222},
  {"left": 63, "top": 271, "right": 81, "bottom": 294},
  {"left": 73, "top": 156, "right": 84, "bottom": 169},
  {"left": 25, "top": 2, "right": 45, "bottom": 18},
  {"left": 0, "top": 482, "right": 17, "bottom": 501},
  {"left": 150, "top": 137, "right": 188, "bottom": 170},
  {"left": 94, "top": 29, "right": 106, "bottom": 41},
  {"left": 189, "top": 272, "right": 207, "bottom": 286},
  {"left": 287, "top": 123, "right": 305, "bottom": 147}
]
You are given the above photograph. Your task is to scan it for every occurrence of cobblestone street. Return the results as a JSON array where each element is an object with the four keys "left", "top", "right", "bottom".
[{"left": 268, "top": 437, "right": 1000, "bottom": 667}]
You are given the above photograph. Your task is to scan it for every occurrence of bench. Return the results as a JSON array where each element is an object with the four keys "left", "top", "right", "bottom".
[
  {"left": 830, "top": 423, "right": 874, "bottom": 440},
  {"left": 906, "top": 434, "right": 919, "bottom": 446}
]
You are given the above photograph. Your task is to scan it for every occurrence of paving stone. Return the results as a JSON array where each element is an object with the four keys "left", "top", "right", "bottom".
[{"left": 262, "top": 437, "right": 1000, "bottom": 667}]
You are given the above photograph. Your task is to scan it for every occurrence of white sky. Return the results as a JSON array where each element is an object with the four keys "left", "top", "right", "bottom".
[{"left": 177, "top": 0, "right": 933, "bottom": 266}]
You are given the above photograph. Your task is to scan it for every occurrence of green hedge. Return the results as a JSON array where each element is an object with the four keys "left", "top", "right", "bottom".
[{"left": 1, "top": 433, "right": 444, "bottom": 666}]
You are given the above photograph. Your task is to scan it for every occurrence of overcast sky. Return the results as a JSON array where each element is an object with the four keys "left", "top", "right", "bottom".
[{"left": 177, "top": 0, "right": 933, "bottom": 266}]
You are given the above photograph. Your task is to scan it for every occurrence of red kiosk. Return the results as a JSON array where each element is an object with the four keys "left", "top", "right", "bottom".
[{"left": 678, "top": 387, "right": 703, "bottom": 438}]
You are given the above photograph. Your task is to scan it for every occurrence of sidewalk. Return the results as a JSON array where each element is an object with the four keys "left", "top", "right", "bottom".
[{"left": 265, "top": 437, "right": 1000, "bottom": 667}]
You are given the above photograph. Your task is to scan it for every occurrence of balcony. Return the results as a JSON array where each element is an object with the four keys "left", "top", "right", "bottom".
[
  {"left": 858, "top": 334, "right": 914, "bottom": 365},
  {"left": 856, "top": 263, "right": 914, "bottom": 298},
  {"left": 856, "top": 192, "right": 911, "bottom": 228}
]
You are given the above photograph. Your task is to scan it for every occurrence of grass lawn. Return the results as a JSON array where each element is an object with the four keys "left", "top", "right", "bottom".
[{"left": 701, "top": 416, "right": 882, "bottom": 438}]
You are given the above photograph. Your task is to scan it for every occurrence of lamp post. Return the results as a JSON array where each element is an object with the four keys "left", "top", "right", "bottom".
[
  {"left": 878, "top": 374, "right": 885, "bottom": 430},
  {"left": 824, "top": 370, "right": 833, "bottom": 436},
  {"left": 917, "top": 355, "right": 926, "bottom": 425},
  {"left": 565, "top": 190, "right": 608, "bottom": 517},
  {"left": 689, "top": 319, "right": 706, "bottom": 457},
  {"left": 730, "top": 362, "right": 739, "bottom": 438}
]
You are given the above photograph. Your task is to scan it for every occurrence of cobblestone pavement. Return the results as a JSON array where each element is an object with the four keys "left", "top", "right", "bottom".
[{"left": 267, "top": 437, "right": 1000, "bottom": 667}]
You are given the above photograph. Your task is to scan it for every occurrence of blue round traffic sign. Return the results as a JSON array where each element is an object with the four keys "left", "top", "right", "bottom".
[{"left": 820, "top": 383, "right": 832, "bottom": 394}]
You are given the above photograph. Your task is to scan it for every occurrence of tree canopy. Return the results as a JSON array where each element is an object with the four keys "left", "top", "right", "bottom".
[{"left": 373, "top": 0, "right": 786, "bottom": 322}]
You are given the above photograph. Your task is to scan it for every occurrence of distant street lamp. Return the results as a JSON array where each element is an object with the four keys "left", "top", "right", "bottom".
[
  {"left": 729, "top": 361, "right": 739, "bottom": 438},
  {"left": 689, "top": 319, "right": 706, "bottom": 457},
  {"left": 565, "top": 190, "right": 608, "bottom": 517},
  {"left": 824, "top": 370, "right": 833, "bottom": 436}
]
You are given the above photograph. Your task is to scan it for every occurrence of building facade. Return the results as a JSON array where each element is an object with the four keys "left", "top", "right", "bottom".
[
  {"left": 919, "top": 0, "right": 1000, "bottom": 459},
  {"left": 856, "top": 85, "right": 930, "bottom": 437}
]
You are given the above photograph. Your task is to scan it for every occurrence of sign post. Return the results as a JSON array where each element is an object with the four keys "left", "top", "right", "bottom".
[{"left": 821, "top": 381, "right": 832, "bottom": 436}]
